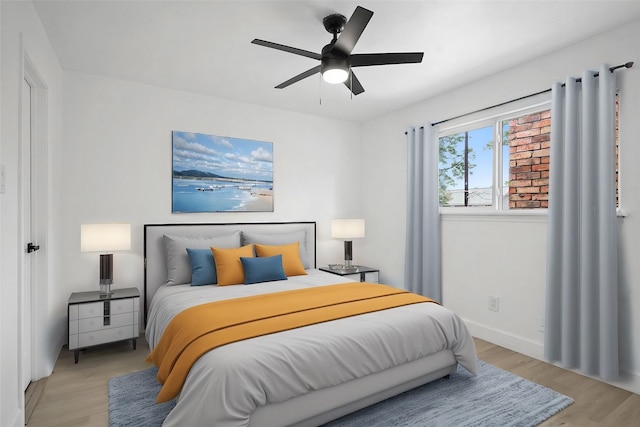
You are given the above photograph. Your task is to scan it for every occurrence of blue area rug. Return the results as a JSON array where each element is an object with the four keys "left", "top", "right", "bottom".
[{"left": 108, "top": 360, "right": 573, "bottom": 427}]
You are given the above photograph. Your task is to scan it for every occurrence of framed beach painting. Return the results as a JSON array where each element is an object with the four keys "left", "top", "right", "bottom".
[{"left": 172, "top": 131, "right": 274, "bottom": 213}]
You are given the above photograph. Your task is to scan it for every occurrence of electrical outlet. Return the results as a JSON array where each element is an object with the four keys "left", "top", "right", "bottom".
[{"left": 488, "top": 296, "right": 499, "bottom": 312}]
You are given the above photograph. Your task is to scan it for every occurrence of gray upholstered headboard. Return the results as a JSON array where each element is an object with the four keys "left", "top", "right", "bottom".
[{"left": 143, "top": 222, "right": 316, "bottom": 322}]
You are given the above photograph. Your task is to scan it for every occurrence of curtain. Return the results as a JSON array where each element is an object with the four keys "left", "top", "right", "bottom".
[
  {"left": 545, "top": 64, "right": 619, "bottom": 380},
  {"left": 405, "top": 125, "right": 441, "bottom": 302}
]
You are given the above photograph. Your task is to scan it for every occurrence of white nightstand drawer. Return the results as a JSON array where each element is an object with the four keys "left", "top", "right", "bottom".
[
  {"left": 111, "top": 298, "right": 134, "bottom": 315},
  {"left": 69, "top": 334, "right": 79, "bottom": 350},
  {"left": 69, "top": 319, "right": 79, "bottom": 334},
  {"left": 78, "top": 302, "right": 104, "bottom": 318},
  {"left": 364, "top": 272, "right": 379, "bottom": 283},
  {"left": 77, "top": 298, "right": 134, "bottom": 319},
  {"left": 69, "top": 305, "right": 79, "bottom": 321},
  {"left": 78, "top": 312, "right": 134, "bottom": 333},
  {"left": 78, "top": 325, "right": 135, "bottom": 348},
  {"left": 342, "top": 272, "right": 379, "bottom": 283}
]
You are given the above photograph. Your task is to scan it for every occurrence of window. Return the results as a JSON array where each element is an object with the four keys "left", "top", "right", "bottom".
[
  {"left": 439, "top": 123, "right": 495, "bottom": 208},
  {"left": 439, "top": 106, "right": 552, "bottom": 210},
  {"left": 439, "top": 102, "right": 621, "bottom": 211}
]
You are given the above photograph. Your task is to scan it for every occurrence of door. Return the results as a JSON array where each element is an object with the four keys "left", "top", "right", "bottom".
[
  {"left": 20, "top": 52, "right": 48, "bottom": 396},
  {"left": 21, "top": 76, "right": 34, "bottom": 391}
]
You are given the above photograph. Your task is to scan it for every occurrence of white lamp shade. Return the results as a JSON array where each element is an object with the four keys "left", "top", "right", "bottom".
[
  {"left": 331, "top": 219, "right": 365, "bottom": 239},
  {"left": 81, "top": 223, "right": 131, "bottom": 252}
]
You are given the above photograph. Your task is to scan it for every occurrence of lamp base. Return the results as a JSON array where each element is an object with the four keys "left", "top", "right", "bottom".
[
  {"left": 99, "top": 253, "right": 114, "bottom": 296},
  {"left": 99, "top": 283, "right": 114, "bottom": 296},
  {"left": 343, "top": 240, "right": 353, "bottom": 266}
]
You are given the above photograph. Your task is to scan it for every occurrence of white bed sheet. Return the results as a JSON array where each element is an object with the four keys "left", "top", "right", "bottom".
[{"left": 145, "top": 269, "right": 477, "bottom": 427}]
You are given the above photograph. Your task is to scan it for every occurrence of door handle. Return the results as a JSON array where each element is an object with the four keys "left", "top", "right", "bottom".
[{"left": 27, "top": 242, "right": 40, "bottom": 253}]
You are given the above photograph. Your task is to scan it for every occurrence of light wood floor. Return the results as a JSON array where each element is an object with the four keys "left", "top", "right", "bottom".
[{"left": 26, "top": 337, "right": 640, "bottom": 427}]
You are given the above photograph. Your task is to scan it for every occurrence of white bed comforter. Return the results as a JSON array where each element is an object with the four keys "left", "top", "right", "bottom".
[{"left": 145, "top": 270, "right": 477, "bottom": 427}]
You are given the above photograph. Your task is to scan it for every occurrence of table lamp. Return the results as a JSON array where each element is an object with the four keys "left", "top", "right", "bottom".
[
  {"left": 81, "top": 223, "right": 131, "bottom": 295},
  {"left": 331, "top": 219, "right": 365, "bottom": 268}
]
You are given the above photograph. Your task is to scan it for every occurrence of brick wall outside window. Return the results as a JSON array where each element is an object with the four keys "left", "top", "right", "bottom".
[{"left": 508, "top": 110, "right": 551, "bottom": 209}]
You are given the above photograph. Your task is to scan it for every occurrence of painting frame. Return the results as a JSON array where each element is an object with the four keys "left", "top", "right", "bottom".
[{"left": 171, "top": 131, "right": 274, "bottom": 213}]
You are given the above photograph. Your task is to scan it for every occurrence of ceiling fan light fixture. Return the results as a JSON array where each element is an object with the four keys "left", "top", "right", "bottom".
[
  {"left": 323, "top": 68, "right": 349, "bottom": 84},
  {"left": 321, "top": 56, "right": 349, "bottom": 84}
]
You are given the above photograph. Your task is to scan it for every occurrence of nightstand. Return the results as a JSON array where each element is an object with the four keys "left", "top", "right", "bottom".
[
  {"left": 68, "top": 287, "right": 140, "bottom": 363},
  {"left": 319, "top": 266, "right": 379, "bottom": 283}
]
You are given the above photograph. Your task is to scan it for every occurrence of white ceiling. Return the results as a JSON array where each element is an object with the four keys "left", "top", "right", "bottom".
[{"left": 33, "top": 0, "right": 640, "bottom": 123}]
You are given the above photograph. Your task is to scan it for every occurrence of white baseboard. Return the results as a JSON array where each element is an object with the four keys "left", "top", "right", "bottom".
[
  {"left": 465, "top": 319, "right": 545, "bottom": 360},
  {"left": 465, "top": 318, "right": 640, "bottom": 395}
]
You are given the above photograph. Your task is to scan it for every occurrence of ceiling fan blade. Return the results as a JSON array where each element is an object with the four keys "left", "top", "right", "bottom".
[
  {"left": 350, "top": 52, "right": 424, "bottom": 67},
  {"left": 252, "top": 39, "right": 321, "bottom": 61},
  {"left": 275, "top": 65, "right": 322, "bottom": 89},
  {"left": 332, "top": 6, "right": 373, "bottom": 55},
  {"left": 344, "top": 70, "right": 365, "bottom": 95}
]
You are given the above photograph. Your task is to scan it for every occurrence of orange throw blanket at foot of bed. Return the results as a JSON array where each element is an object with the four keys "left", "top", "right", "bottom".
[{"left": 147, "top": 282, "right": 436, "bottom": 402}]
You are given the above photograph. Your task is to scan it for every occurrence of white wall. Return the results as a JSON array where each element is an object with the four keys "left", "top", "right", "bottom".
[
  {"left": 60, "top": 71, "right": 363, "bottom": 307},
  {"left": 361, "top": 19, "right": 640, "bottom": 393},
  {"left": 0, "top": 1, "right": 63, "bottom": 426}
]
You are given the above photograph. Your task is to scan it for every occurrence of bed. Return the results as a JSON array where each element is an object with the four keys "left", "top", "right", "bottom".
[{"left": 144, "top": 222, "right": 477, "bottom": 427}]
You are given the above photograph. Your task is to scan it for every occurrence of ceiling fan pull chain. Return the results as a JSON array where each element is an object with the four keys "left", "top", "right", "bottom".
[{"left": 350, "top": 72, "right": 353, "bottom": 100}]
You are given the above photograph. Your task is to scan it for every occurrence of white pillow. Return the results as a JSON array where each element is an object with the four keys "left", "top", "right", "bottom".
[
  {"left": 241, "top": 230, "right": 310, "bottom": 269},
  {"left": 163, "top": 231, "right": 241, "bottom": 285}
]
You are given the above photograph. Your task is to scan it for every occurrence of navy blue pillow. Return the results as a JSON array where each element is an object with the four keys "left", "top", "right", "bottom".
[
  {"left": 240, "top": 255, "right": 287, "bottom": 285},
  {"left": 186, "top": 248, "right": 217, "bottom": 286}
]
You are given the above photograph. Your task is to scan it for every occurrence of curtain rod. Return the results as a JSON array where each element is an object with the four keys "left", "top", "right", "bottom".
[{"left": 429, "top": 61, "right": 633, "bottom": 127}]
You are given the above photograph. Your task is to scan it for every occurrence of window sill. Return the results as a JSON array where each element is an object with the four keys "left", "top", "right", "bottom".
[
  {"left": 440, "top": 209, "right": 548, "bottom": 223},
  {"left": 440, "top": 208, "right": 627, "bottom": 222}
]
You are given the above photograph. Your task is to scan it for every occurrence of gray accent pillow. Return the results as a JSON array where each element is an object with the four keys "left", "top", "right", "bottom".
[
  {"left": 163, "top": 231, "right": 241, "bottom": 285},
  {"left": 241, "top": 230, "right": 309, "bottom": 269}
]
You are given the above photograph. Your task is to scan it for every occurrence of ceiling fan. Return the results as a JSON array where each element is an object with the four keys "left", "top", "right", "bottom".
[{"left": 251, "top": 5, "right": 424, "bottom": 95}]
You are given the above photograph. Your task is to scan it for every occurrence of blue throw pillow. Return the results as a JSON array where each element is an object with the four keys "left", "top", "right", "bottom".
[
  {"left": 240, "top": 255, "right": 287, "bottom": 285},
  {"left": 186, "top": 248, "right": 217, "bottom": 286}
]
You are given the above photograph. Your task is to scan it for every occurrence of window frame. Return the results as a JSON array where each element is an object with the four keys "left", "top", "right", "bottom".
[
  {"left": 438, "top": 101, "right": 552, "bottom": 214},
  {"left": 438, "top": 118, "right": 496, "bottom": 212}
]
